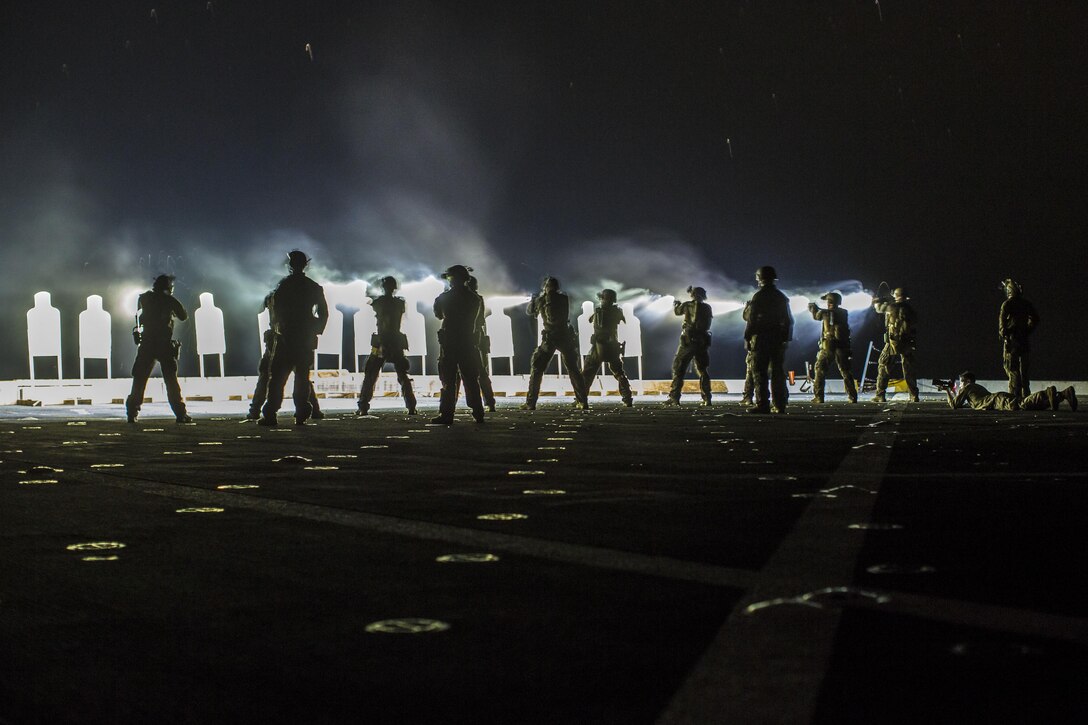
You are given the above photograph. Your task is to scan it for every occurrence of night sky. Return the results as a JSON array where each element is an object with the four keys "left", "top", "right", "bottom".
[{"left": 2, "top": 1, "right": 1086, "bottom": 381}]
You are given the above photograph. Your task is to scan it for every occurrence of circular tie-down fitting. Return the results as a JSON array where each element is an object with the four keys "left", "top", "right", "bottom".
[
  {"left": 865, "top": 563, "right": 937, "bottom": 575},
  {"left": 176, "top": 507, "right": 225, "bottom": 514},
  {"left": 476, "top": 513, "right": 529, "bottom": 521},
  {"left": 848, "top": 523, "right": 905, "bottom": 531},
  {"left": 67, "top": 542, "right": 125, "bottom": 552},
  {"left": 435, "top": 553, "right": 500, "bottom": 564},
  {"left": 745, "top": 586, "right": 891, "bottom": 615},
  {"left": 272, "top": 455, "right": 312, "bottom": 464},
  {"left": 949, "top": 640, "right": 1044, "bottom": 659},
  {"left": 365, "top": 618, "right": 450, "bottom": 635}
]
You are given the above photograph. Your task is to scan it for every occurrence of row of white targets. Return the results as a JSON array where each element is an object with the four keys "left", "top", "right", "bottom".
[{"left": 25, "top": 285, "right": 646, "bottom": 379}]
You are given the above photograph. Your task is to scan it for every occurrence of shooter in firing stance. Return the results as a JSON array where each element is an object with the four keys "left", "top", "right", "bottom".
[
  {"left": 666, "top": 285, "right": 713, "bottom": 406},
  {"left": 249, "top": 291, "right": 323, "bottom": 421},
  {"left": 126, "top": 274, "right": 191, "bottom": 424},
  {"left": 357, "top": 276, "right": 417, "bottom": 416},
  {"left": 807, "top": 292, "right": 858, "bottom": 403},
  {"left": 523, "top": 276, "right": 588, "bottom": 410},
  {"left": 872, "top": 285, "right": 919, "bottom": 402},
  {"left": 582, "top": 288, "right": 633, "bottom": 407}
]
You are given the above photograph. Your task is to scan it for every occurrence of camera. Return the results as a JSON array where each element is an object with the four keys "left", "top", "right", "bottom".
[{"left": 932, "top": 378, "right": 954, "bottom": 391}]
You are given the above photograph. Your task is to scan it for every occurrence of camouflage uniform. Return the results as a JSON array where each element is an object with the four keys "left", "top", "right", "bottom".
[
  {"left": 583, "top": 299, "right": 633, "bottom": 406},
  {"left": 668, "top": 297, "right": 713, "bottom": 405},
  {"left": 127, "top": 283, "right": 189, "bottom": 423},
  {"left": 357, "top": 292, "right": 417, "bottom": 415},
  {"left": 873, "top": 294, "right": 919, "bottom": 401},
  {"left": 740, "top": 301, "right": 755, "bottom": 405},
  {"left": 470, "top": 283, "right": 497, "bottom": 412},
  {"left": 525, "top": 286, "right": 588, "bottom": 409},
  {"left": 808, "top": 298, "right": 858, "bottom": 402},
  {"left": 999, "top": 289, "right": 1039, "bottom": 399}
]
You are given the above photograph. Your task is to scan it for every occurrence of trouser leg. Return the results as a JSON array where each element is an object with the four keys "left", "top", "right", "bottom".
[
  {"left": 525, "top": 344, "right": 553, "bottom": 408},
  {"left": 833, "top": 348, "right": 857, "bottom": 401},
  {"left": 292, "top": 364, "right": 313, "bottom": 422},
  {"left": 813, "top": 349, "right": 830, "bottom": 400},
  {"left": 1020, "top": 351, "right": 1031, "bottom": 396},
  {"left": 559, "top": 342, "right": 586, "bottom": 404},
  {"left": 159, "top": 354, "right": 187, "bottom": 418},
  {"left": 308, "top": 382, "right": 321, "bottom": 415},
  {"left": 742, "top": 349, "right": 755, "bottom": 401},
  {"left": 752, "top": 346, "right": 771, "bottom": 409},
  {"left": 608, "top": 357, "right": 633, "bottom": 404},
  {"left": 261, "top": 348, "right": 293, "bottom": 420},
  {"left": 459, "top": 350, "right": 484, "bottom": 414},
  {"left": 127, "top": 346, "right": 156, "bottom": 415},
  {"left": 669, "top": 345, "right": 693, "bottom": 401},
  {"left": 438, "top": 350, "right": 459, "bottom": 418},
  {"left": 477, "top": 350, "right": 495, "bottom": 409},
  {"left": 392, "top": 355, "right": 416, "bottom": 411},
  {"left": 250, "top": 348, "right": 272, "bottom": 415},
  {"left": 769, "top": 344, "right": 788, "bottom": 411},
  {"left": 358, "top": 354, "right": 384, "bottom": 411},
  {"left": 875, "top": 344, "right": 893, "bottom": 395},
  {"left": 693, "top": 348, "right": 711, "bottom": 403},
  {"left": 901, "top": 350, "right": 919, "bottom": 398},
  {"left": 582, "top": 349, "right": 602, "bottom": 392}
]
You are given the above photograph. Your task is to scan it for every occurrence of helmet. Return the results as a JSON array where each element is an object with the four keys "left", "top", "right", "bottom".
[
  {"left": 597, "top": 288, "right": 617, "bottom": 303},
  {"left": 1002, "top": 278, "right": 1022, "bottom": 295},
  {"left": 152, "top": 274, "right": 175, "bottom": 292},
  {"left": 467, "top": 275, "right": 479, "bottom": 292},
  {"left": 441, "top": 264, "right": 472, "bottom": 282},
  {"left": 893, "top": 287, "right": 907, "bottom": 299},
  {"left": 379, "top": 276, "right": 398, "bottom": 293},
  {"left": 821, "top": 291, "right": 842, "bottom": 306},
  {"left": 688, "top": 286, "right": 708, "bottom": 301},
  {"left": 959, "top": 370, "right": 976, "bottom": 383},
  {"left": 756, "top": 266, "right": 777, "bottom": 283},
  {"left": 541, "top": 276, "right": 560, "bottom": 291},
  {"left": 287, "top": 250, "right": 310, "bottom": 271}
]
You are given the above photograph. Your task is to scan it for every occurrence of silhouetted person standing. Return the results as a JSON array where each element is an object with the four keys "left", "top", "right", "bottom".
[
  {"left": 740, "top": 299, "right": 756, "bottom": 406},
  {"left": 249, "top": 291, "right": 323, "bottom": 420},
  {"left": 468, "top": 275, "right": 497, "bottom": 412},
  {"left": 126, "top": 274, "right": 191, "bottom": 424},
  {"left": 743, "top": 266, "right": 793, "bottom": 413},
  {"left": 872, "top": 286, "right": 919, "bottom": 402},
  {"left": 999, "top": 278, "right": 1039, "bottom": 400},
  {"left": 258, "top": 251, "right": 329, "bottom": 426},
  {"left": 583, "top": 288, "right": 633, "bottom": 407},
  {"left": 807, "top": 292, "right": 858, "bottom": 403},
  {"left": 523, "top": 276, "right": 588, "bottom": 410},
  {"left": 357, "top": 276, "right": 417, "bottom": 415},
  {"left": 432, "top": 265, "right": 485, "bottom": 425},
  {"left": 666, "top": 286, "right": 713, "bottom": 406}
]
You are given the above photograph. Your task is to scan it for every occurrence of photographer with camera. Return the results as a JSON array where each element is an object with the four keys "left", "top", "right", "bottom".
[
  {"left": 946, "top": 371, "right": 1076, "bottom": 412},
  {"left": 872, "top": 286, "right": 919, "bottom": 402},
  {"left": 126, "top": 274, "right": 191, "bottom": 424}
]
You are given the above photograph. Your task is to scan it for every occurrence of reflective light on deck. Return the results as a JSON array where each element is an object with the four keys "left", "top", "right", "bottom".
[
  {"left": 67, "top": 542, "right": 126, "bottom": 552},
  {"left": 436, "top": 553, "right": 500, "bottom": 563},
  {"left": 176, "top": 507, "right": 225, "bottom": 514},
  {"left": 477, "top": 513, "right": 529, "bottom": 521}
]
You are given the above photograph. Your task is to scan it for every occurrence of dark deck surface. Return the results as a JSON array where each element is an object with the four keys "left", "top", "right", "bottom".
[{"left": 2, "top": 399, "right": 1086, "bottom": 724}]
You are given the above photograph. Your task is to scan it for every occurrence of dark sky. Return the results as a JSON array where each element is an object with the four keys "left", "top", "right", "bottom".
[{"left": 1, "top": 1, "right": 1086, "bottom": 380}]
